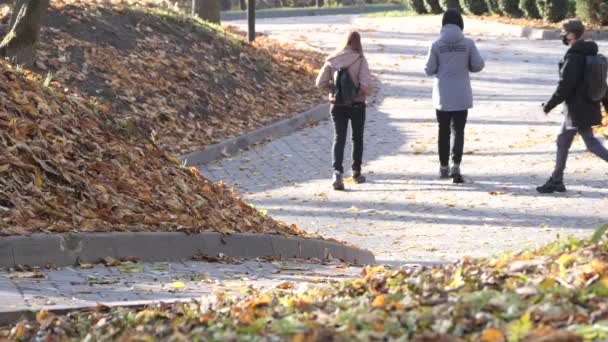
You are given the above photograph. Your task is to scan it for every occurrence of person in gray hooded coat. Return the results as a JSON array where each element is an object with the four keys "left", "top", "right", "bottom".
[{"left": 424, "top": 9, "right": 485, "bottom": 183}]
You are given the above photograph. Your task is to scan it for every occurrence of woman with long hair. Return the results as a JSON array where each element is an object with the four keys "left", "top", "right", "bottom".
[{"left": 316, "top": 31, "right": 372, "bottom": 190}]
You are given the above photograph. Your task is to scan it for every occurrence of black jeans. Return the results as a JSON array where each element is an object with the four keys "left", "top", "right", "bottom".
[
  {"left": 436, "top": 110, "right": 468, "bottom": 167},
  {"left": 331, "top": 104, "right": 366, "bottom": 174}
]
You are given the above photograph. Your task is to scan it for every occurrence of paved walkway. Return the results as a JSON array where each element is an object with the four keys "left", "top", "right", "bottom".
[
  {"left": 2, "top": 15, "right": 608, "bottom": 320},
  {"left": 0, "top": 259, "right": 364, "bottom": 319},
  {"left": 207, "top": 15, "right": 608, "bottom": 264}
]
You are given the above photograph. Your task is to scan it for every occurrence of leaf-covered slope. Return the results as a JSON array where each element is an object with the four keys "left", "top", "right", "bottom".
[
  {"left": 5, "top": 228, "right": 608, "bottom": 341},
  {"left": 0, "top": 60, "right": 309, "bottom": 237},
  {"left": 7, "top": 0, "right": 325, "bottom": 155}
]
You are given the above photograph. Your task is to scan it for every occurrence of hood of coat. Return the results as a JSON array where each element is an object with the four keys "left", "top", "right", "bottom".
[
  {"left": 440, "top": 24, "right": 464, "bottom": 44},
  {"left": 326, "top": 49, "right": 362, "bottom": 69},
  {"left": 567, "top": 40, "right": 598, "bottom": 56}
]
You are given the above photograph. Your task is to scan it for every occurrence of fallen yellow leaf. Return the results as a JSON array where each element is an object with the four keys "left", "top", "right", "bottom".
[
  {"left": 171, "top": 281, "right": 185, "bottom": 289},
  {"left": 371, "top": 294, "right": 386, "bottom": 308}
]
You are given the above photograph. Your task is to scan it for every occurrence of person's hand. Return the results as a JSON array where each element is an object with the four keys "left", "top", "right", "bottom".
[
  {"left": 328, "top": 93, "right": 336, "bottom": 104},
  {"left": 542, "top": 102, "right": 550, "bottom": 115}
]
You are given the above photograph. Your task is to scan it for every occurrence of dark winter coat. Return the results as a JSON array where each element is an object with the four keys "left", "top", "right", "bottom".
[{"left": 544, "top": 40, "right": 608, "bottom": 128}]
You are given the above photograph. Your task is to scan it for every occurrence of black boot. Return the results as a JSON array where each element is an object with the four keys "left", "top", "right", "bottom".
[
  {"left": 440, "top": 166, "right": 449, "bottom": 179},
  {"left": 450, "top": 165, "right": 464, "bottom": 184},
  {"left": 536, "top": 177, "right": 566, "bottom": 194},
  {"left": 352, "top": 171, "right": 366, "bottom": 184},
  {"left": 332, "top": 171, "right": 345, "bottom": 190}
]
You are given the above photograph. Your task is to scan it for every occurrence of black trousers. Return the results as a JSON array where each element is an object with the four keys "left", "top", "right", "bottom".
[
  {"left": 331, "top": 104, "right": 366, "bottom": 174},
  {"left": 436, "top": 110, "right": 468, "bottom": 167}
]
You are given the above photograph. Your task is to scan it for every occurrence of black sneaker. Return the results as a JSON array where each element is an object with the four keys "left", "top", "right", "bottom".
[
  {"left": 440, "top": 166, "right": 449, "bottom": 179},
  {"left": 450, "top": 164, "right": 465, "bottom": 184},
  {"left": 451, "top": 174, "right": 465, "bottom": 184},
  {"left": 352, "top": 171, "right": 366, "bottom": 184},
  {"left": 332, "top": 171, "right": 344, "bottom": 191},
  {"left": 536, "top": 177, "right": 566, "bottom": 194}
]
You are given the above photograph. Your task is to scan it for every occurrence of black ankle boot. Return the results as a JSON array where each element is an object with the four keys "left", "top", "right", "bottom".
[
  {"left": 352, "top": 171, "right": 366, "bottom": 184},
  {"left": 332, "top": 171, "right": 344, "bottom": 190},
  {"left": 536, "top": 177, "right": 566, "bottom": 194}
]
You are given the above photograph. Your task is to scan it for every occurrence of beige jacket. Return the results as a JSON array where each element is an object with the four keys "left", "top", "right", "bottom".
[{"left": 315, "top": 49, "right": 372, "bottom": 103}]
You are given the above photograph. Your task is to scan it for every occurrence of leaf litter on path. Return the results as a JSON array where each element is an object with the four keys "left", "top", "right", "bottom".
[{"left": 5, "top": 226, "right": 608, "bottom": 340}]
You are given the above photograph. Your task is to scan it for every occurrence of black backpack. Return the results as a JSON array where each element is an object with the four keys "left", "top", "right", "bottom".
[
  {"left": 333, "top": 58, "right": 360, "bottom": 106},
  {"left": 584, "top": 54, "right": 608, "bottom": 101}
]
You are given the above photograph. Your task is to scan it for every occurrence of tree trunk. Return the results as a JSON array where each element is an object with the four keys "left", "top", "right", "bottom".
[
  {"left": 193, "top": 0, "right": 221, "bottom": 24},
  {"left": 0, "top": 0, "right": 50, "bottom": 67},
  {"left": 240, "top": 0, "right": 246, "bottom": 10}
]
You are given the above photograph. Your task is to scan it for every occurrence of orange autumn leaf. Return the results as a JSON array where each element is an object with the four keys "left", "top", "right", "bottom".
[
  {"left": 480, "top": 328, "right": 506, "bottom": 342},
  {"left": 371, "top": 295, "right": 386, "bottom": 308}
]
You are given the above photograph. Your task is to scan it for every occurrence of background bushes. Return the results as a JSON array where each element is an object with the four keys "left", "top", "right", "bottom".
[
  {"left": 425, "top": 0, "right": 444, "bottom": 13},
  {"left": 485, "top": 0, "right": 504, "bottom": 14},
  {"left": 409, "top": 0, "right": 608, "bottom": 24},
  {"left": 543, "top": 0, "right": 568, "bottom": 22},
  {"left": 461, "top": 0, "right": 489, "bottom": 14},
  {"left": 520, "top": 0, "right": 541, "bottom": 18},
  {"left": 409, "top": 0, "right": 429, "bottom": 13},
  {"left": 576, "top": 0, "right": 608, "bottom": 26},
  {"left": 499, "top": 0, "right": 524, "bottom": 17},
  {"left": 440, "top": 0, "right": 464, "bottom": 11}
]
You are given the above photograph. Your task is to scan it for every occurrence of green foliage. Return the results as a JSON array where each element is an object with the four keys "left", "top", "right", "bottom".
[
  {"left": 441, "top": 0, "right": 464, "bottom": 11},
  {"left": 409, "top": 0, "right": 429, "bottom": 13},
  {"left": 567, "top": 0, "right": 577, "bottom": 16},
  {"left": 574, "top": 322, "right": 608, "bottom": 341},
  {"left": 602, "top": 1, "right": 608, "bottom": 25},
  {"left": 592, "top": 224, "right": 608, "bottom": 243},
  {"left": 520, "top": 0, "right": 542, "bottom": 18},
  {"left": 461, "top": 0, "right": 489, "bottom": 14},
  {"left": 499, "top": 0, "right": 524, "bottom": 17},
  {"left": 542, "top": 0, "right": 569, "bottom": 22},
  {"left": 425, "top": 0, "right": 445, "bottom": 13},
  {"left": 576, "top": 0, "right": 608, "bottom": 25},
  {"left": 507, "top": 312, "right": 533, "bottom": 342},
  {"left": 485, "top": 0, "right": 504, "bottom": 14},
  {"left": 42, "top": 71, "right": 53, "bottom": 89}
]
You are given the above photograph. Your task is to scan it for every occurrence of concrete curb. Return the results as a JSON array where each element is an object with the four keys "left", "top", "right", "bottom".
[
  {"left": 520, "top": 27, "right": 608, "bottom": 40},
  {"left": 221, "top": 4, "right": 406, "bottom": 21},
  {"left": 180, "top": 103, "right": 330, "bottom": 166},
  {"left": 468, "top": 18, "right": 608, "bottom": 40},
  {"left": 0, "top": 232, "right": 375, "bottom": 268}
]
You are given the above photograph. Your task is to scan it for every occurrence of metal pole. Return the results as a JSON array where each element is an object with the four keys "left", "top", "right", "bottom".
[{"left": 247, "top": 0, "right": 255, "bottom": 42}]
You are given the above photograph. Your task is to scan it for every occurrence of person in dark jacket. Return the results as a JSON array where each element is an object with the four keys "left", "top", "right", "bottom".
[
  {"left": 538, "top": 19, "right": 608, "bottom": 193},
  {"left": 424, "top": 9, "right": 485, "bottom": 184}
]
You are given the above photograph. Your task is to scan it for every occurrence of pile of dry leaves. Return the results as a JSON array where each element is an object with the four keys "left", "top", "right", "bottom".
[
  {"left": 0, "top": 59, "right": 312, "bottom": 237},
  {"left": 3, "top": 226, "right": 608, "bottom": 340},
  {"left": 1, "top": 0, "right": 325, "bottom": 155}
]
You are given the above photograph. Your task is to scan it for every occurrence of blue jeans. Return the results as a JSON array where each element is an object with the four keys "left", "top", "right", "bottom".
[
  {"left": 552, "top": 121, "right": 608, "bottom": 182},
  {"left": 331, "top": 104, "right": 366, "bottom": 174}
]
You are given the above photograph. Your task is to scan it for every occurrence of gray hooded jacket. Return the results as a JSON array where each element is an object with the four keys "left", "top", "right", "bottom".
[{"left": 424, "top": 24, "right": 485, "bottom": 111}]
